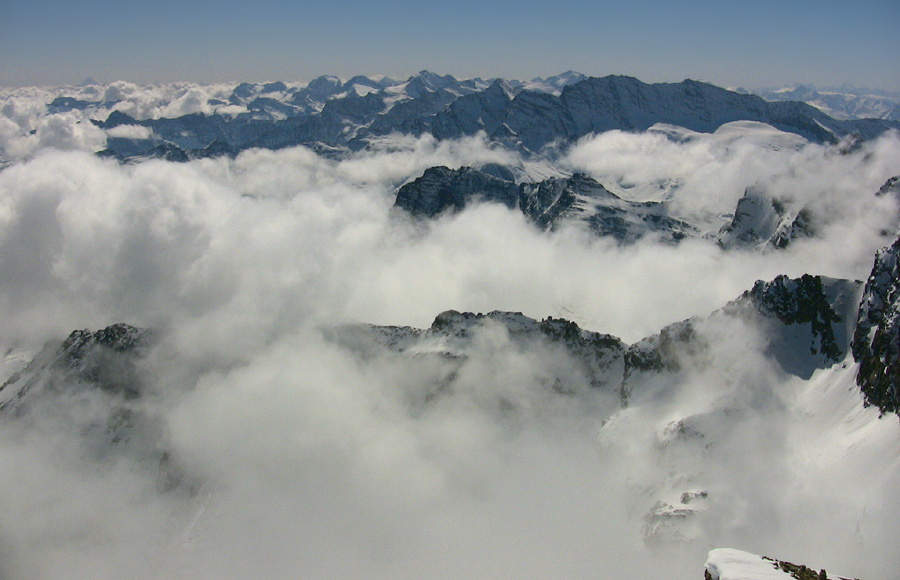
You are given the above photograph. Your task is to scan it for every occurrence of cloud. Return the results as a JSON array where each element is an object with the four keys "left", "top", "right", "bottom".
[
  {"left": 0, "top": 87, "right": 899, "bottom": 579},
  {"left": 104, "top": 124, "right": 154, "bottom": 140},
  {"left": 563, "top": 123, "right": 900, "bottom": 223}
]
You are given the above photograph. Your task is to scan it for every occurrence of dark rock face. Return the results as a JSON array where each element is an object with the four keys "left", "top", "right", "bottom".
[
  {"left": 0, "top": 323, "right": 188, "bottom": 489},
  {"left": 395, "top": 168, "right": 701, "bottom": 243},
  {"left": 624, "top": 274, "right": 862, "bottom": 384},
  {"left": 745, "top": 274, "right": 846, "bottom": 363},
  {"left": 852, "top": 236, "right": 900, "bottom": 415},
  {"left": 0, "top": 323, "right": 151, "bottom": 410},
  {"left": 625, "top": 320, "right": 705, "bottom": 378},
  {"left": 877, "top": 175, "right": 900, "bottom": 198},
  {"left": 431, "top": 80, "right": 514, "bottom": 140},
  {"left": 394, "top": 166, "right": 520, "bottom": 217},
  {"left": 722, "top": 274, "right": 863, "bottom": 379}
]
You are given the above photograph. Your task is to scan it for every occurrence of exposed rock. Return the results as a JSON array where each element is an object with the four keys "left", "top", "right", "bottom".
[
  {"left": 706, "top": 549, "right": 854, "bottom": 580},
  {"left": 876, "top": 175, "right": 900, "bottom": 198},
  {"left": 0, "top": 323, "right": 151, "bottom": 410},
  {"left": 394, "top": 166, "right": 520, "bottom": 217},
  {"left": 726, "top": 274, "right": 862, "bottom": 378},
  {"left": 852, "top": 236, "right": 900, "bottom": 415},
  {"left": 0, "top": 323, "right": 195, "bottom": 491},
  {"left": 396, "top": 168, "right": 701, "bottom": 243}
]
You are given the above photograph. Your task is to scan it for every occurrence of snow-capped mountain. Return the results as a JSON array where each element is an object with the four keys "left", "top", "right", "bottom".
[
  {"left": 80, "top": 73, "right": 900, "bottom": 162},
  {"left": 706, "top": 548, "right": 849, "bottom": 580},
  {"left": 751, "top": 84, "right": 900, "bottom": 122},
  {"left": 717, "top": 185, "right": 815, "bottom": 250}
]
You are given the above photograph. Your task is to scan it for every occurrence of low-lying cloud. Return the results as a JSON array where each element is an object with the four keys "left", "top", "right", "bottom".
[{"left": 0, "top": 97, "right": 899, "bottom": 579}]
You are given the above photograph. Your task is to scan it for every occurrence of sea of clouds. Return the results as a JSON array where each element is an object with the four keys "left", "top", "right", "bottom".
[{"left": 1, "top": 83, "right": 899, "bottom": 580}]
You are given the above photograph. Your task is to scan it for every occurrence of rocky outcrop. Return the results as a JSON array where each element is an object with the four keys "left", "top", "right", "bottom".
[
  {"left": 876, "top": 175, "right": 900, "bottom": 198},
  {"left": 852, "top": 236, "right": 900, "bottom": 415},
  {"left": 718, "top": 186, "right": 815, "bottom": 250},
  {"left": 0, "top": 323, "right": 151, "bottom": 410},
  {"left": 0, "top": 323, "right": 189, "bottom": 490},
  {"left": 394, "top": 166, "right": 519, "bottom": 217},
  {"left": 723, "top": 274, "right": 863, "bottom": 378},
  {"left": 744, "top": 274, "right": 848, "bottom": 362},
  {"left": 705, "top": 548, "right": 847, "bottom": 580},
  {"left": 395, "top": 168, "right": 701, "bottom": 243}
]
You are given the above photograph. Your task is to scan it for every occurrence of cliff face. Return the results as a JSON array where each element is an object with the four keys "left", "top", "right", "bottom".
[{"left": 852, "top": 235, "right": 900, "bottom": 415}]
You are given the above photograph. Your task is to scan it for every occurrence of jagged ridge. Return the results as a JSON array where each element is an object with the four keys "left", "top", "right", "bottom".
[
  {"left": 90, "top": 73, "right": 900, "bottom": 162},
  {"left": 852, "top": 236, "right": 900, "bottom": 414},
  {"left": 395, "top": 166, "right": 700, "bottom": 243}
]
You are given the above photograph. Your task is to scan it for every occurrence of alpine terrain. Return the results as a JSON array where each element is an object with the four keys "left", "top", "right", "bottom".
[{"left": 0, "top": 72, "right": 898, "bottom": 580}]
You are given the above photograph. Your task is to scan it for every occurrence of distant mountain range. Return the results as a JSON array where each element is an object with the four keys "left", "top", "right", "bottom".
[
  {"left": 64, "top": 72, "right": 900, "bottom": 162},
  {"left": 745, "top": 83, "right": 900, "bottom": 122}
]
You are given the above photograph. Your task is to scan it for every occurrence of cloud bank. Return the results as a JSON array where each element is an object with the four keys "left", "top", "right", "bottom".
[{"left": 0, "top": 91, "right": 899, "bottom": 579}]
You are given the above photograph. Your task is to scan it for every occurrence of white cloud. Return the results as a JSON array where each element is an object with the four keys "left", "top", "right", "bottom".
[
  {"left": 0, "top": 86, "right": 899, "bottom": 579},
  {"left": 105, "top": 124, "right": 154, "bottom": 140}
]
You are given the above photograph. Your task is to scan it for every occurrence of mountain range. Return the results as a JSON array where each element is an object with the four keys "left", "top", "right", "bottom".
[
  {"left": 75, "top": 72, "right": 900, "bottom": 162},
  {"left": 748, "top": 84, "right": 900, "bottom": 122}
]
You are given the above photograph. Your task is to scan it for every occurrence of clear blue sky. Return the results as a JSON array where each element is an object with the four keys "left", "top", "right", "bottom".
[{"left": 2, "top": 0, "right": 898, "bottom": 90}]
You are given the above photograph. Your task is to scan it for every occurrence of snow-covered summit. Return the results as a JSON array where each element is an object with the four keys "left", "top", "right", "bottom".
[
  {"left": 31, "top": 73, "right": 896, "bottom": 162},
  {"left": 706, "top": 549, "right": 844, "bottom": 580}
]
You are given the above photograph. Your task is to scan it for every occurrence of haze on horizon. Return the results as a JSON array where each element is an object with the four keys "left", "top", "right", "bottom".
[{"left": 2, "top": 0, "right": 898, "bottom": 91}]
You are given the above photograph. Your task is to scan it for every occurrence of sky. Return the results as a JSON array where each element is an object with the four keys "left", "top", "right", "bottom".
[{"left": 1, "top": 0, "right": 898, "bottom": 90}]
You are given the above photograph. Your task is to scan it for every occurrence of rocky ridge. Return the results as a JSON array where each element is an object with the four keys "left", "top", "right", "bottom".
[
  {"left": 705, "top": 548, "right": 857, "bottom": 580},
  {"left": 0, "top": 323, "right": 151, "bottom": 411},
  {"left": 852, "top": 236, "right": 900, "bottom": 414},
  {"left": 330, "top": 270, "right": 866, "bottom": 409},
  {"left": 395, "top": 167, "right": 900, "bottom": 248},
  {"left": 85, "top": 73, "right": 900, "bottom": 162},
  {"left": 395, "top": 166, "right": 702, "bottom": 243}
]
